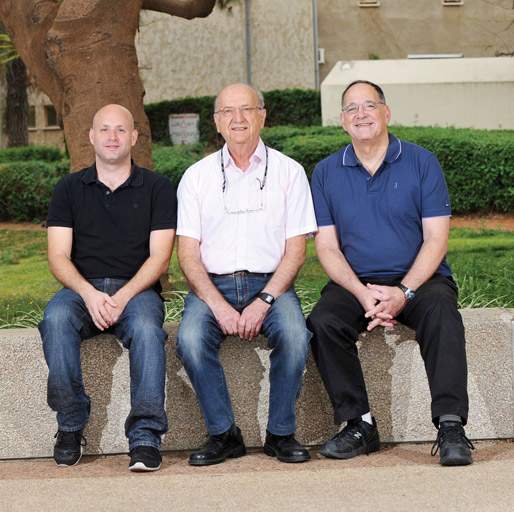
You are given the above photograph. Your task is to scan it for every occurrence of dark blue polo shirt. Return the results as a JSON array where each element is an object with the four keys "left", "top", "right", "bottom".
[
  {"left": 47, "top": 163, "right": 177, "bottom": 281},
  {"left": 311, "top": 134, "right": 452, "bottom": 278}
]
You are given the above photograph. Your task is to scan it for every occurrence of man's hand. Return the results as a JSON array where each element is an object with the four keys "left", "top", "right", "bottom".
[
  {"left": 238, "top": 299, "right": 270, "bottom": 340},
  {"left": 352, "top": 286, "right": 394, "bottom": 331},
  {"left": 364, "top": 284, "right": 405, "bottom": 331},
  {"left": 105, "top": 291, "right": 131, "bottom": 325},
  {"left": 211, "top": 302, "right": 241, "bottom": 336},
  {"left": 82, "top": 288, "right": 118, "bottom": 330}
]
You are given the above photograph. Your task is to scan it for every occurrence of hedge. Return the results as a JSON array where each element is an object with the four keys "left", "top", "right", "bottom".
[
  {"left": 152, "top": 143, "right": 205, "bottom": 186},
  {"left": 0, "top": 145, "right": 205, "bottom": 222},
  {"left": 0, "top": 145, "right": 63, "bottom": 163},
  {"left": 0, "top": 160, "right": 69, "bottom": 222},
  {"left": 264, "top": 125, "right": 514, "bottom": 213},
  {"left": 145, "top": 88, "right": 321, "bottom": 146},
  {"left": 1, "top": 124, "right": 513, "bottom": 221}
]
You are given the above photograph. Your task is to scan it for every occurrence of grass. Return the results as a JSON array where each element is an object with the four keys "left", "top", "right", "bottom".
[{"left": 0, "top": 227, "right": 512, "bottom": 328}]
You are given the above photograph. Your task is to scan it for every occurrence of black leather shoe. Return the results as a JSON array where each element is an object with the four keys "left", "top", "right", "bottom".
[
  {"left": 263, "top": 431, "right": 311, "bottom": 463},
  {"left": 431, "top": 421, "right": 474, "bottom": 466},
  {"left": 189, "top": 425, "right": 246, "bottom": 466}
]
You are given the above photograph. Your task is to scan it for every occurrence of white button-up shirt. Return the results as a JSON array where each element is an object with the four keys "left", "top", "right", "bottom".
[{"left": 177, "top": 139, "right": 317, "bottom": 274}]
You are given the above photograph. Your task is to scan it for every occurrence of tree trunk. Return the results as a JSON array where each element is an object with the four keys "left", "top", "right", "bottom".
[
  {"left": 46, "top": 0, "right": 151, "bottom": 170},
  {"left": 5, "top": 58, "right": 28, "bottom": 147},
  {"left": 0, "top": 0, "right": 216, "bottom": 170}
]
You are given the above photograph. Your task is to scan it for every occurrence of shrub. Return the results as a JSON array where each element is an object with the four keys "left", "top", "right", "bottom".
[
  {"left": 262, "top": 89, "right": 321, "bottom": 127},
  {"left": 269, "top": 125, "right": 514, "bottom": 213},
  {"left": 146, "top": 96, "right": 218, "bottom": 147},
  {"left": 145, "top": 89, "right": 321, "bottom": 145},
  {"left": 152, "top": 144, "right": 205, "bottom": 185},
  {"left": 0, "top": 146, "right": 63, "bottom": 163},
  {"left": 0, "top": 160, "right": 69, "bottom": 222}
]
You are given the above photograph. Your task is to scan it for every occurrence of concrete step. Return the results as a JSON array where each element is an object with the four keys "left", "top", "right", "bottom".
[
  {"left": 0, "top": 308, "right": 512, "bottom": 459},
  {"left": 1, "top": 441, "right": 514, "bottom": 512}
]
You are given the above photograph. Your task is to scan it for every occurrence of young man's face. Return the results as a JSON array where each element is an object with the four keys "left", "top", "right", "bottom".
[{"left": 89, "top": 105, "right": 138, "bottom": 166}]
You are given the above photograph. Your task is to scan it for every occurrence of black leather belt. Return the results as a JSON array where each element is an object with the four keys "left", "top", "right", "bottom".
[{"left": 208, "top": 270, "right": 273, "bottom": 278}]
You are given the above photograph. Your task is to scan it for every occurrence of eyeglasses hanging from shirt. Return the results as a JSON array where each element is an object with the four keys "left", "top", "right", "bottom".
[{"left": 220, "top": 145, "right": 269, "bottom": 214}]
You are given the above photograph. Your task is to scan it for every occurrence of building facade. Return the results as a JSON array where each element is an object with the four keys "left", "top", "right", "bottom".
[{"left": 4, "top": 0, "right": 514, "bottom": 147}]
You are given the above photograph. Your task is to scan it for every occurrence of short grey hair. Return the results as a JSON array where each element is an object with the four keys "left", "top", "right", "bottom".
[{"left": 214, "top": 83, "right": 265, "bottom": 112}]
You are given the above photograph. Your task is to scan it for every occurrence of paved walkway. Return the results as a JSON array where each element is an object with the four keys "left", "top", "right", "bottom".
[{"left": 1, "top": 440, "right": 513, "bottom": 511}]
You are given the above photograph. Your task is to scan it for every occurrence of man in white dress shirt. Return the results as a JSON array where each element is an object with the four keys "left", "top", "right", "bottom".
[{"left": 176, "top": 83, "right": 317, "bottom": 466}]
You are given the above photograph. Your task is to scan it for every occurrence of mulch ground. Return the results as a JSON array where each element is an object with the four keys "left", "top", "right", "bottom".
[{"left": 2, "top": 214, "right": 514, "bottom": 232}]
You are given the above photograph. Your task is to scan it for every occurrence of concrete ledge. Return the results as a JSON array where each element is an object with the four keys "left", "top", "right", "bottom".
[{"left": 0, "top": 308, "right": 512, "bottom": 459}]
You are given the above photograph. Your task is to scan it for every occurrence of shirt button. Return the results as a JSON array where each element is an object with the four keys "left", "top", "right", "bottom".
[{"left": 105, "top": 190, "right": 110, "bottom": 195}]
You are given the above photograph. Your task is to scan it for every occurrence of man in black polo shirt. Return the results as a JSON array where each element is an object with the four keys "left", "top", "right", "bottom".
[{"left": 39, "top": 104, "right": 177, "bottom": 472}]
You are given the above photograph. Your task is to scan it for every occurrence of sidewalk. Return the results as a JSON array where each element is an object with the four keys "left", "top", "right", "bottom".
[{"left": 1, "top": 440, "right": 513, "bottom": 511}]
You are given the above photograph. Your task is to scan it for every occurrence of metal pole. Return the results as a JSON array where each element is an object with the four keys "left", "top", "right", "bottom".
[
  {"left": 312, "top": 0, "right": 320, "bottom": 89},
  {"left": 244, "top": 0, "right": 252, "bottom": 85}
]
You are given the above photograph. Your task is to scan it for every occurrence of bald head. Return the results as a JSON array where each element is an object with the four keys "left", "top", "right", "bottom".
[
  {"left": 214, "top": 83, "right": 264, "bottom": 112},
  {"left": 92, "top": 104, "right": 135, "bottom": 130}
]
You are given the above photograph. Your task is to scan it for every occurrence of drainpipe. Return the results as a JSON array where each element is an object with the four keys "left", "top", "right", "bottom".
[
  {"left": 312, "top": 0, "right": 320, "bottom": 89},
  {"left": 244, "top": 0, "right": 252, "bottom": 85}
]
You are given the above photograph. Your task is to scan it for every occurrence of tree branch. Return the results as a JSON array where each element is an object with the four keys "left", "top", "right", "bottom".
[
  {"left": 142, "top": 0, "right": 216, "bottom": 19},
  {"left": 0, "top": 0, "right": 62, "bottom": 108}
]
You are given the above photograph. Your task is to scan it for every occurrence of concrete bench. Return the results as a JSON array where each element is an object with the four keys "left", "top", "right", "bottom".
[{"left": 0, "top": 308, "right": 512, "bottom": 459}]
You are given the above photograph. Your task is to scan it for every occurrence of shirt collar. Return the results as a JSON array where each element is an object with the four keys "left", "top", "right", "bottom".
[
  {"left": 222, "top": 138, "right": 265, "bottom": 169},
  {"left": 81, "top": 160, "right": 143, "bottom": 187},
  {"left": 340, "top": 133, "right": 402, "bottom": 167}
]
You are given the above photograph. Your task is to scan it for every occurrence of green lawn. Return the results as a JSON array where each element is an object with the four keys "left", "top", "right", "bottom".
[{"left": 0, "top": 227, "right": 513, "bottom": 328}]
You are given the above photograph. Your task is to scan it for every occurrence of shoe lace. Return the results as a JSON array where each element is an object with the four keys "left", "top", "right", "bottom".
[
  {"left": 334, "top": 421, "right": 372, "bottom": 455},
  {"left": 431, "top": 424, "right": 475, "bottom": 456},
  {"left": 54, "top": 431, "right": 87, "bottom": 449}
]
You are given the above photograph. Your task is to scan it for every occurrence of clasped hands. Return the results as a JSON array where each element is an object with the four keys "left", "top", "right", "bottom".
[
  {"left": 82, "top": 288, "right": 129, "bottom": 331},
  {"left": 360, "top": 283, "right": 407, "bottom": 331},
  {"left": 212, "top": 299, "right": 270, "bottom": 340}
]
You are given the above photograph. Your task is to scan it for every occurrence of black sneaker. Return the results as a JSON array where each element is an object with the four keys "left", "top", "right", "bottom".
[
  {"left": 54, "top": 430, "right": 86, "bottom": 467},
  {"left": 189, "top": 424, "right": 246, "bottom": 466},
  {"left": 129, "top": 446, "right": 162, "bottom": 472},
  {"left": 319, "top": 417, "right": 380, "bottom": 459},
  {"left": 431, "top": 421, "right": 474, "bottom": 466},
  {"left": 264, "top": 431, "right": 311, "bottom": 463}
]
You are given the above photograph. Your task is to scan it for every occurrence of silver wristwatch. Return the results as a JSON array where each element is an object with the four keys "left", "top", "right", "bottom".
[{"left": 397, "top": 283, "right": 415, "bottom": 302}]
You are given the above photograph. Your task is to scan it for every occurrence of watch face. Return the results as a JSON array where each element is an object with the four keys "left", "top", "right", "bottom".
[
  {"left": 406, "top": 290, "right": 415, "bottom": 300},
  {"left": 259, "top": 292, "right": 274, "bottom": 304}
]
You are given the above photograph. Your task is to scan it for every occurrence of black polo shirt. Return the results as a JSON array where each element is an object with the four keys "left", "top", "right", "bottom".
[{"left": 47, "top": 162, "right": 177, "bottom": 281}]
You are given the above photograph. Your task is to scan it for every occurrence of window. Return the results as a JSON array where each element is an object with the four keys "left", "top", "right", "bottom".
[
  {"left": 358, "top": 1, "right": 380, "bottom": 7},
  {"left": 442, "top": 0, "right": 464, "bottom": 6},
  {"left": 28, "top": 106, "right": 36, "bottom": 129},
  {"left": 44, "top": 105, "right": 61, "bottom": 127}
]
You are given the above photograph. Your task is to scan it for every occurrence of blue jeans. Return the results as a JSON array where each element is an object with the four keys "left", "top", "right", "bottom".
[
  {"left": 39, "top": 278, "right": 168, "bottom": 450},
  {"left": 176, "top": 273, "right": 311, "bottom": 436}
]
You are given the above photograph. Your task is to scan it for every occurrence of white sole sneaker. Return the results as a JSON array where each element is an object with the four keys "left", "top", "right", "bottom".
[
  {"left": 129, "top": 461, "right": 161, "bottom": 472},
  {"left": 55, "top": 446, "right": 83, "bottom": 467}
]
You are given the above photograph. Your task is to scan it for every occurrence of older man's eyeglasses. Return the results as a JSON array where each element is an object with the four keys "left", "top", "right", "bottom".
[
  {"left": 215, "top": 106, "right": 264, "bottom": 118},
  {"left": 220, "top": 145, "right": 269, "bottom": 213},
  {"left": 342, "top": 100, "right": 385, "bottom": 116}
]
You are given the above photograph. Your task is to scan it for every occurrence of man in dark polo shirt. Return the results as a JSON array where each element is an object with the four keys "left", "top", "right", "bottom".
[
  {"left": 39, "top": 104, "right": 177, "bottom": 472},
  {"left": 308, "top": 80, "right": 474, "bottom": 466}
]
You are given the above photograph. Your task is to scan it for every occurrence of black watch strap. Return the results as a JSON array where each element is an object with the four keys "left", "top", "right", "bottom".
[
  {"left": 396, "top": 283, "right": 415, "bottom": 301},
  {"left": 258, "top": 292, "right": 275, "bottom": 305}
]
